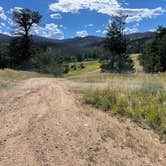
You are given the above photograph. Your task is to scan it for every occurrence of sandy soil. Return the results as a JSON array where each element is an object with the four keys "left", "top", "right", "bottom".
[{"left": 0, "top": 78, "right": 165, "bottom": 166}]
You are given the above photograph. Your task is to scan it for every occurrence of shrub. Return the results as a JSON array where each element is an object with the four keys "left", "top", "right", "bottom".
[
  {"left": 30, "top": 51, "right": 63, "bottom": 76},
  {"left": 71, "top": 64, "right": 77, "bottom": 70},
  {"left": 79, "top": 63, "right": 85, "bottom": 69},
  {"left": 63, "top": 64, "right": 70, "bottom": 73}
]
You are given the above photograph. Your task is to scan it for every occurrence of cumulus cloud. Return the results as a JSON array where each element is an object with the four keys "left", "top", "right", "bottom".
[
  {"left": 31, "top": 23, "right": 64, "bottom": 39},
  {"left": 76, "top": 30, "right": 88, "bottom": 37},
  {"left": 49, "top": 0, "right": 165, "bottom": 23},
  {"left": 125, "top": 7, "right": 165, "bottom": 23},
  {"left": 49, "top": 0, "right": 120, "bottom": 15},
  {"left": 0, "top": 6, "right": 7, "bottom": 20},
  {"left": 124, "top": 27, "right": 138, "bottom": 34},
  {"left": 50, "top": 13, "right": 62, "bottom": 19}
]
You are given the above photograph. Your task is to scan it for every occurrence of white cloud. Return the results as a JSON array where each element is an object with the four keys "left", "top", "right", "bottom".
[
  {"left": 96, "top": 29, "right": 101, "bottom": 33},
  {"left": 125, "top": 7, "right": 165, "bottom": 23},
  {"left": 49, "top": 0, "right": 165, "bottom": 23},
  {"left": 10, "top": 7, "right": 23, "bottom": 14},
  {"left": 0, "top": 26, "right": 11, "bottom": 36},
  {"left": 0, "top": 6, "right": 7, "bottom": 20},
  {"left": 124, "top": 27, "right": 138, "bottom": 34},
  {"left": 85, "top": 24, "right": 94, "bottom": 27},
  {"left": 0, "top": 7, "right": 64, "bottom": 39},
  {"left": 0, "top": 31, "right": 11, "bottom": 36},
  {"left": 31, "top": 23, "right": 64, "bottom": 39},
  {"left": 149, "top": 28, "right": 156, "bottom": 32},
  {"left": 1, "top": 22, "right": 6, "bottom": 27},
  {"left": 50, "top": 13, "right": 62, "bottom": 19},
  {"left": 76, "top": 30, "right": 88, "bottom": 37},
  {"left": 49, "top": 0, "right": 120, "bottom": 15},
  {"left": 102, "top": 30, "right": 107, "bottom": 35},
  {"left": 103, "top": 26, "right": 138, "bottom": 35}
]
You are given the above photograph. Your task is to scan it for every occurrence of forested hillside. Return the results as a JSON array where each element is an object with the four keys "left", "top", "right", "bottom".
[{"left": 0, "top": 32, "right": 154, "bottom": 57}]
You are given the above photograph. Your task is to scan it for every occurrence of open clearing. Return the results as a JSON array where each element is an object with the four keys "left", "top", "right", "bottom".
[{"left": 0, "top": 77, "right": 165, "bottom": 166}]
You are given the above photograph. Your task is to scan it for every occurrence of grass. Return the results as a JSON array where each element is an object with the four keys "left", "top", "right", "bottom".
[
  {"left": 64, "top": 60, "right": 100, "bottom": 77},
  {"left": 130, "top": 54, "right": 143, "bottom": 73},
  {"left": 67, "top": 55, "right": 166, "bottom": 91},
  {"left": 84, "top": 83, "right": 166, "bottom": 142},
  {"left": 0, "top": 69, "right": 50, "bottom": 90},
  {"left": 69, "top": 70, "right": 166, "bottom": 91},
  {"left": 70, "top": 56, "right": 166, "bottom": 141}
]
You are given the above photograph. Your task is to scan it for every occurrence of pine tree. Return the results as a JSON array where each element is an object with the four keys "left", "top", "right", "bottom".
[
  {"left": 0, "top": 44, "right": 9, "bottom": 68},
  {"left": 9, "top": 8, "right": 42, "bottom": 68},
  {"left": 100, "top": 13, "right": 134, "bottom": 73},
  {"left": 139, "top": 27, "right": 166, "bottom": 73}
]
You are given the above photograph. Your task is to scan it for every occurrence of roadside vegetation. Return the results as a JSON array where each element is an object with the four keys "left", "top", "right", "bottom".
[
  {"left": 84, "top": 83, "right": 166, "bottom": 142},
  {"left": 0, "top": 69, "right": 49, "bottom": 90}
]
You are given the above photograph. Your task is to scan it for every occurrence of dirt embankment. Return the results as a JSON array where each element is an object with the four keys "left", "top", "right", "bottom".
[{"left": 0, "top": 78, "right": 165, "bottom": 166}]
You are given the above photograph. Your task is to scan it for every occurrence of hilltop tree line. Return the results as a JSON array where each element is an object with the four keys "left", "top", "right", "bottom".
[{"left": 0, "top": 8, "right": 166, "bottom": 74}]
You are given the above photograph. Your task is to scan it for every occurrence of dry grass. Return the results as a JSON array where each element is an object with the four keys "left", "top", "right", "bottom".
[
  {"left": 84, "top": 84, "right": 166, "bottom": 142},
  {"left": 0, "top": 69, "right": 50, "bottom": 90}
]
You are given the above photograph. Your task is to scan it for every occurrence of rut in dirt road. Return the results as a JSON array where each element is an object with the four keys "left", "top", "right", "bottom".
[{"left": 0, "top": 78, "right": 165, "bottom": 166}]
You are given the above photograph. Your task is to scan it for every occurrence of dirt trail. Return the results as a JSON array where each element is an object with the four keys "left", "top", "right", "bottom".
[{"left": 0, "top": 78, "right": 165, "bottom": 166}]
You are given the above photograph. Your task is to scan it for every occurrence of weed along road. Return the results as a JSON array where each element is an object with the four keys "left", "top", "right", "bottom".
[{"left": 0, "top": 78, "right": 165, "bottom": 166}]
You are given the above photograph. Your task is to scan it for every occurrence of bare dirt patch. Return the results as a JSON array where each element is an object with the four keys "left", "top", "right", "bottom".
[{"left": 0, "top": 78, "right": 165, "bottom": 166}]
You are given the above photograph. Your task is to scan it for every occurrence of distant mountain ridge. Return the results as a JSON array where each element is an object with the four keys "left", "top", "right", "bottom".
[
  {"left": 0, "top": 34, "right": 12, "bottom": 45},
  {"left": 0, "top": 32, "right": 155, "bottom": 54}
]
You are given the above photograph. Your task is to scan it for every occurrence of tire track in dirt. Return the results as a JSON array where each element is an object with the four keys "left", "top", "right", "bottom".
[{"left": 0, "top": 78, "right": 165, "bottom": 166}]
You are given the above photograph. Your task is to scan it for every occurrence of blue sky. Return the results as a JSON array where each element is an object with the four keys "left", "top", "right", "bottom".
[{"left": 0, "top": 0, "right": 166, "bottom": 39}]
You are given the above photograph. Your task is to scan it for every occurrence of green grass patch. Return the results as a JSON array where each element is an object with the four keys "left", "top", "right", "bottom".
[
  {"left": 84, "top": 83, "right": 166, "bottom": 142},
  {"left": 64, "top": 60, "right": 100, "bottom": 77}
]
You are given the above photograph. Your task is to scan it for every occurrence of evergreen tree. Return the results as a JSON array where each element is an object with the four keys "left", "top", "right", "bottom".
[
  {"left": 100, "top": 13, "right": 134, "bottom": 73},
  {"left": 9, "top": 8, "right": 42, "bottom": 68},
  {"left": 0, "top": 44, "right": 9, "bottom": 68},
  {"left": 139, "top": 27, "right": 166, "bottom": 73}
]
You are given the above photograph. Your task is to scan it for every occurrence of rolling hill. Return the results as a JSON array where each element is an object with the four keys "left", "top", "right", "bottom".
[{"left": 0, "top": 32, "right": 154, "bottom": 54}]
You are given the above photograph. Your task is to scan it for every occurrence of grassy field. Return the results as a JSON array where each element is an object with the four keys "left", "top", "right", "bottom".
[
  {"left": 79, "top": 55, "right": 166, "bottom": 142},
  {"left": 68, "top": 55, "right": 166, "bottom": 90},
  {"left": 0, "top": 69, "right": 50, "bottom": 90},
  {"left": 64, "top": 60, "right": 100, "bottom": 77}
]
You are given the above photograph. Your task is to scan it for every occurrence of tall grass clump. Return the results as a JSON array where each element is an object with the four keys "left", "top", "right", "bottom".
[{"left": 84, "top": 83, "right": 166, "bottom": 142}]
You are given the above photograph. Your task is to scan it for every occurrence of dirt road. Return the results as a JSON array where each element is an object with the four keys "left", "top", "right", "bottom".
[{"left": 0, "top": 78, "right": 165, "bottom": 166}]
